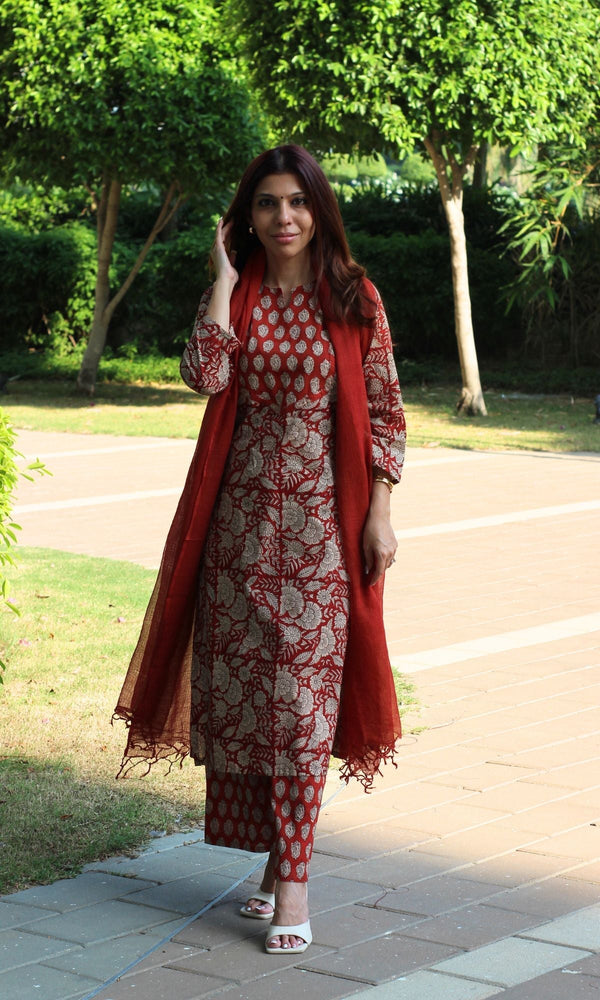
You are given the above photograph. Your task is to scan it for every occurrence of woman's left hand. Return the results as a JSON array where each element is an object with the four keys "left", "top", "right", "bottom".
[{"left": 362, "top": 487, "right": 397, "bottom": 586}]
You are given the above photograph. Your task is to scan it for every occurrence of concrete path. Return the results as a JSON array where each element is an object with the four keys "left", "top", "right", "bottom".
[{"left": 2, "top": 430, "right": 600, "bottom": 999}]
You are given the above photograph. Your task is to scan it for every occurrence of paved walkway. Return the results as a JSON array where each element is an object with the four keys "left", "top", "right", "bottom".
[{"left": 2, "top": 430, "right": 600, "bottom": 999}]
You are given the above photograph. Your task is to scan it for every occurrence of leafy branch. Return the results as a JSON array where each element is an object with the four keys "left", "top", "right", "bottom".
[
  {"left": 500, "top": 154, "right": 600, "bottom": 313},
  {"left": 0, "top": 407, "right": 50, "bottom": 681}
]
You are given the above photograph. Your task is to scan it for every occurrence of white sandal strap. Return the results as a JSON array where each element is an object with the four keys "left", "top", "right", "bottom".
[{"left": 267, "top": 920, "right": 312, "bottom": 944}]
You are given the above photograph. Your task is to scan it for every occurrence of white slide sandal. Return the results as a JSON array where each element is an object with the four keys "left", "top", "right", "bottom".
[
  {"left": 239, "top": 889, "right": 276, "bottom": 920},
  {"left": 265, "top": 920, "right": 312, "bottom": 954}
]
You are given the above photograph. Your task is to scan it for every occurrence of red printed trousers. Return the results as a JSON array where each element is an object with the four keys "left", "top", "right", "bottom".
[{"left": 204, "top": 768, "right": 327, "bottom": 882}]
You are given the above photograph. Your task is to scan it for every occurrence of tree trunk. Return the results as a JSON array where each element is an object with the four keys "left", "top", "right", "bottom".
[
  {"left": 78, "top": 311, "right": 111, "bottom": 395},
  {"left": 77, "top": 178, "right": 185, "bottom": 395},
  {"left": 424, "top": 136, "right": 487, "bottom": 416},
  {"left": 77, "top": 177, "right": 122, "bottom": 395},
  {"left": 444, "top": 195, "right": 487, "bottom": 415},
  {"left": 472, "top": 140, "right": 488, "bottom": 189}
]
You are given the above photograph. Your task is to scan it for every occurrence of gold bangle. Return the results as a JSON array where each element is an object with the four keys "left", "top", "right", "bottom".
[{"left": 373, "top": 475, "right": 393, "bottom": 493}]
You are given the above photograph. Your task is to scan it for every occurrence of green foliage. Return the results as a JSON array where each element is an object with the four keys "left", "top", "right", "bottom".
[
  {"left": 339, "top": 183, "right": 514, "bottom": 247},
  {"left": 230, "top": 0, "right": 599, "bottom": 159},
  {"left": 0, "top": 215, "right": 214, "bottom": 357},
  {"left": 340, "top": 184, "right": 445, "bottom": 236},
  {"left": 0, "top": 348, "right": 186, "bottom": 386},
  {"left": 2, "top": 206, "right": 512, "bottom": 363},
  {"left": 0, "top": 0, "right": 262, "bottom": 388},
  {"left": 109, "top": 226, "right": 213, "bottom": 354},
  {"left": 501, "top": 159, "right": 585, "bottom": 312},
  {"left": 0, "top": 409, "right": 49, "bottom": 679},
  {"left": 0, "top": 0, "right": 261, "bottom": 193},
  {"left": 4, "top": 176, "right": 600, "bottom": 372},
  {"left": 0, "top": 181, "right": 92, "bottom": 232},
  {"left": 0, "top": 223, "right": 97, "bottom": 352},
  {"left": 396, "top": 153, "right": 436, "bottom": 185},
  {"left": 505, "top": 214, "right": 600, "bottom": 367},
  {"left": 500, "top": 149, "right": 600, "bottom": 365},
  {"left": 0, "top": 410, "right": 20, "bottom": 616},
  {"left": 322, "top": 152, "right": 389, "bottom": 185},
  {"left": 115, "top": 186, "right": 221, "bottom": 243}
]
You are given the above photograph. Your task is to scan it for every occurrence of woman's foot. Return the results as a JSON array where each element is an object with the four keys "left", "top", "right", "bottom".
[
  {"left": 239, "top": 888, "right": 275, "bottom": 919},
  {"left": 265, "top": 880, "right": 310, "bottom": 951},
  {"left": 241, "top": 852, "right": 277, "bottom": 919}
]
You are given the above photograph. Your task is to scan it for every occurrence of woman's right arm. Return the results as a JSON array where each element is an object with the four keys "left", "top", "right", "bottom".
[
  {"left": 180, "top": 220, "right": 240, "bottom": 396},
  {"left": 180, "top": 287, "right": 240, "bottom": 395}
]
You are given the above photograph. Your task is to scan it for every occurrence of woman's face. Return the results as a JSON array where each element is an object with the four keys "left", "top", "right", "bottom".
[{"left": 250, "top": 172, "right": 315, "bottom": 265}]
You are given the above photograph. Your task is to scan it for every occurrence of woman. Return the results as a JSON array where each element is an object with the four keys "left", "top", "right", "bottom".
[{"left": 114, "top": 145, "right": 405, "bottom": 955}]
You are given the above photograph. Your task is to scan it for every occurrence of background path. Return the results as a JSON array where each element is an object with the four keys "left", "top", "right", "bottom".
[{"left": 4, "top": 431, "right": 600, "bottom": 1000}]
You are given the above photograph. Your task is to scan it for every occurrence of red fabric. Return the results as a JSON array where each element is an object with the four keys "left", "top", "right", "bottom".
[
  {"left": 114, "top": 249, "right": 401, "bottom": 788},
  {"left": 322, "top": 286, "right": 402, "bottom": 783},
  {"left": 204, "top": 770, "right": 326, "bottom": 881}
]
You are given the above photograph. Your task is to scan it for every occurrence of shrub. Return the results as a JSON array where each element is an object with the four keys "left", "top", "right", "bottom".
[
  {"left": 339, "top": 182, "right": 514, "bottom": 249},
  {"left": 0, "top": 223, "right": 97, "bottom": 352},
  {"left": 322, "top": 152, "right": 390, "bottom": 185},
  {"left": 514, "top": 214, "right": 600, "bottom": 367},
  {"left": 2, "top": 178, "right": 599, "bottom": 373}
]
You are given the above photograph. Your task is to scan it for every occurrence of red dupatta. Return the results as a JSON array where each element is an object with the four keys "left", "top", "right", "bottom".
[{"left": 114, "top": 250, "right": 401, "bottom": 789}]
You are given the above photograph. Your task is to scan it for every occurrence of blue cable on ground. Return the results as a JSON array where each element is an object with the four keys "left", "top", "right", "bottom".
[{"left": 78, "top": 779, "right": 344, "bottom": 1000}]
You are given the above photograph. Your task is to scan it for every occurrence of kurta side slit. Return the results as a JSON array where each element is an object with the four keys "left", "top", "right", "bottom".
[{"left": 181, "top": 282, "right": 404, "bottom": 881}]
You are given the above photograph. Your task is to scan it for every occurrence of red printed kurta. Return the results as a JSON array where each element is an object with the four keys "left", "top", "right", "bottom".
[{"left": 180, "top": 283, "right": 405, "bottom": 785}]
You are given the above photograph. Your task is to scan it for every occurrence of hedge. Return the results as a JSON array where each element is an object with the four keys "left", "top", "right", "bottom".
[
  {"left": 0, "top": 220, "right": 516, "bottom": 364},
  {"left": 349, "top": 230, "right": 520, "bottom": 361},
  {"left": 0, "top": 189, "right": 599, "bottom": 374},
  {"left": 0, "top": 223, "right": 96, "bottom": 352},
  {"left": 0, "top": 222, "right": 212, "bottom": 357}
]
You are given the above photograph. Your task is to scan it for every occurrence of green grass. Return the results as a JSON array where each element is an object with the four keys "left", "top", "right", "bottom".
[
  {"left": 1, "top": 380, "right": 207, "bottom": 439},
  {"left": 407, "top": 387, "right": 598, "bottom": 453},
  {"left": 0, "top": 548, "right": 206, "bottom": 895},
  {"left": 2, "top": 379, "right": 599, "bottom": 452}
]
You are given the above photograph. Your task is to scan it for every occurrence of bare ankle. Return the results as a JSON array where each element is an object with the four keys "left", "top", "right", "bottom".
[{"left": 260, "top": 852, "right": 277, "bottom": 894}]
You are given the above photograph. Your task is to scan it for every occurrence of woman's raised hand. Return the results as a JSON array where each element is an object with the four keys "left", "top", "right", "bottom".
[
  {"left": 211, "top": 218, "right": 239, "bottom": 289},
  {"left": 205, "top": 218, "right": 239, "bottom": 330}
]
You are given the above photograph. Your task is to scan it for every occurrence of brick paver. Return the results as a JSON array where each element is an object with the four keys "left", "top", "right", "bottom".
[{"left": 2, "top": 431, "right": 600, "bottom": 1000}]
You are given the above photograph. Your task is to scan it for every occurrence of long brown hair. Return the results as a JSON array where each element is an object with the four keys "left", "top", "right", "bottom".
[{"left": 223, "top": 145, "right": 376, "bottom": 326}]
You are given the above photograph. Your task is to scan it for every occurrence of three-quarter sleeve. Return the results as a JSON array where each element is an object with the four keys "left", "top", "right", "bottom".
[
  {"left": 180, "top": 287, "right": 241, "bottom": 395},
  {"left": 363, "top": 292, "right": 406, "bottom": 482}
]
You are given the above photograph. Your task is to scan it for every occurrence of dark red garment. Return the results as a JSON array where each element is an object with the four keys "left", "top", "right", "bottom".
[
  {"left": 114, "top": 250, "right": 402, "bottom": 789},
  {"left": 204, "top": 769, "right": 326, "bottom": 882}
]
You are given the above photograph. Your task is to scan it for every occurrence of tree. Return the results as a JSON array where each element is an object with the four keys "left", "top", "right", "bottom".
[
  {"left": 0, "top": 0, "right": 262, "bottom": 392},
  {"left": 230, "top": 0, "right": 599, "bottom": 414}
]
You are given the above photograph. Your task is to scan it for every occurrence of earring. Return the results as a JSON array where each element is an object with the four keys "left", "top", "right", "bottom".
[{"left": 249, "top": 225, "right": 255, "bottom": 234}]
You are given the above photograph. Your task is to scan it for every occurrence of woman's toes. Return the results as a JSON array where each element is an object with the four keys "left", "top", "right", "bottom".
[
  {"left": 245, "top": 898, "right": 273, "bottom": 915},
  {"left": 267, "top": 933, "right": 304, "bottom": 950}
]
